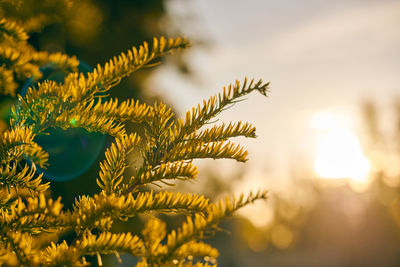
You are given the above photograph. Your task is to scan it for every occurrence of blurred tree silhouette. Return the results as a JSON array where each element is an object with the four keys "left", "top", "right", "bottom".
[{"left": 361, "top": 99, "right": 400, "bottom": 228}]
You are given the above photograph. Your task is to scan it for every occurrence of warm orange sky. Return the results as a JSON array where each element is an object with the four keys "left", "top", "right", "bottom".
[{"left": 149, "top": 0, "right": 400, "bottom": 198}]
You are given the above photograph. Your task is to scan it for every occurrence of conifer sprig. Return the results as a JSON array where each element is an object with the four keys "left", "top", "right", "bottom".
[
  {"left": 55, "top": 111, "right": 125, "bottom": 137},
  {"left": 0, "top": 163, "right": 49, "bottom": 194},
  {"left": 0, "top": 189, "right": 14, "bottom": 209},
  {"left": 62, "top": 36, "right": 190, "bottom": 102},
  {"left": 74, "top": 191, "right": 212, "bottom": 229},
  {"left": 161, "top": 190, "right": 268, "bottom": 263},
  {"left": 125, "top": 78, "right": 268, "bottom": 195},
  {"left": 0, "top": 17, "right": 29, "bottom": 42},
  {"left": 173, "top": 78, "right": 269, "bottom": 141},
  {"left": 0, "top": 194, "right": 62, "bottom": 233},
  {"left": 0, "top": 13, "right": 270, "bottom": 265},
  {"left": 183, "top": 121, "right": 256, "bottom": 144},
  {"left": 133, "top": 160, "right": 198, "bottom": 188},
  {"left": 174, "top": 241, "right": 219, "bottom": 260},
  {"left": 13, "top": 37, "right": 188, "bottom": 139},
  {"left": 5, "top": 232, "right": 33, "bottom": 266},
  {"left": 165, "top": 140, "right": 248, "bottom": 163},
  {"left": 77, "top": 232, "right": 145, "bottom": 258},
  {"left": 0, "top": 40, "right": 79, "bottom": 96},
  {"left": 0, "top": 65, "right": 17, "bottom": 95},
  {"left": 0, "top": 126, "right": 48, "bottom": 167},
  {"left": 41, "top": 241, "right": 85, "bottom": 267},
  {"left": 97, "top": 133, "right": 140, "bottom": 195},
  {"left": 80, "top": 98, "right": 152, "bottom": 124}
]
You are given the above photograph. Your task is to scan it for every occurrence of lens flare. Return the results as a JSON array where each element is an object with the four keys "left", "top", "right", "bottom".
[{"left": 19, "top": 62, "right": 106, "bottom": 182}]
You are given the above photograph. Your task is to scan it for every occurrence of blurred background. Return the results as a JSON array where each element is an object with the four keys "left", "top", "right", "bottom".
[{"left": 2, "top": 0, "right": 400, "bottom": 266}]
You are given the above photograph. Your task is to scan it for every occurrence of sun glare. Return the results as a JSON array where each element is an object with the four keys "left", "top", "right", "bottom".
[{"left": 312, "top": 111, "right": 370, "bottom": 182}]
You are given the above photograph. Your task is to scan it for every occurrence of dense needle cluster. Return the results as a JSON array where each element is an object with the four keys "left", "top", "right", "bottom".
[{"left": 0, "top": 8, "right": 269, "bottom": 267}]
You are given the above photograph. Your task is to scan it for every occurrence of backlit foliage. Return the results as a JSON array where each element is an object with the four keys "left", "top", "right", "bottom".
[
  {"left": 0, "top": 8, "right": 269, "bottom": 267},
  {"left": 0, "top": 12, "right": 79, "bottom": 96}
]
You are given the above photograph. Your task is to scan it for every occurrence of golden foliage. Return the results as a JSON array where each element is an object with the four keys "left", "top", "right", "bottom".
[
  {"left": 0, "top": 163, "right": 49, "bottom": 193},
  {"left": 77, "top": 232, "right": 144, "bottom": 257},
  {"left": 0, "top": 17, "right": 28, "bottom": 42},
  {"left": 0, "top": 0, "right": 78, "bottom": 32},
  {"left": 97, "top": 133, "right": 141, "bottom": 195},
  {"left": 0, "top": 125, "right": 48, "bottom": 167},
  {"left": 0, "top": 12, "right": 270, "bottom": 267},
  {"left": 162, "top": 191, "right": 268, "bottom": 263},
  {"left": 0, "top": 14, "right": 79, "bottom": 96}
]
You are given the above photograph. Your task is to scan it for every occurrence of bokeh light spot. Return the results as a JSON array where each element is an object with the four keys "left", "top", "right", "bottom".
[{"left": 271, "top": 224, "right": 293, "bottom": 249}]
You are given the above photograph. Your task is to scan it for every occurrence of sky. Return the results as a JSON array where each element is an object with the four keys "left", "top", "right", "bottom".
[{"left": 148, "top": 0, "right": 400, "bottom": 217}]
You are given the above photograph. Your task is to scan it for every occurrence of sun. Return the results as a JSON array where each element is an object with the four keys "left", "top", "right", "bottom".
[{"left": 312, "top": 111, "right": 370, "bottom": 182}]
